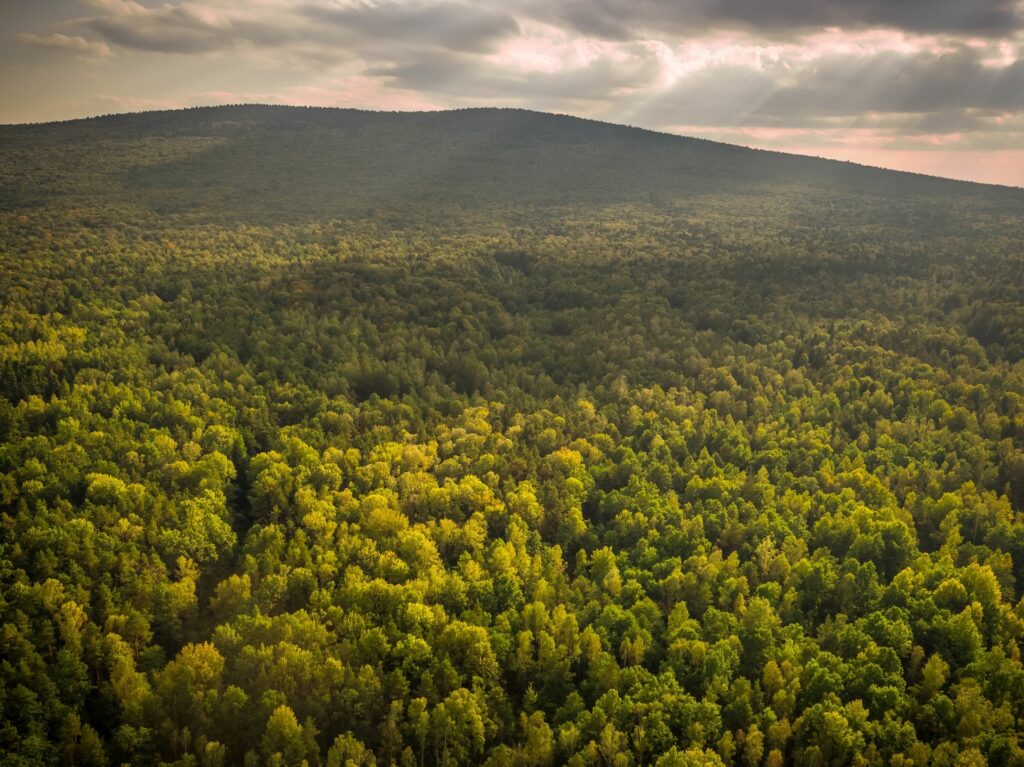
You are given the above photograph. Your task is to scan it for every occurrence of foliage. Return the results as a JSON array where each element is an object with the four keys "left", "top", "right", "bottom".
[{"left": 2, "top": 106, "right": 1024, "bottom": 766}]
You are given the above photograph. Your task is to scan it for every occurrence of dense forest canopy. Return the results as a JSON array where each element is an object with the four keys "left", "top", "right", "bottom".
[{"left": 2, "top": 105, "right": 1024, "bottom": 767}]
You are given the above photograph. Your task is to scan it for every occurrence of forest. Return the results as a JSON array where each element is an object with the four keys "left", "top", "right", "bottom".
[{"left": 2, "top": 105, "right": 1024, "bottom": 766}]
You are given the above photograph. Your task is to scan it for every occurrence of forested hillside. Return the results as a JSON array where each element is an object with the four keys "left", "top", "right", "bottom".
[
  {"left": 2, "top": 106, "right": 1024, "bottom": 767},
  {"left": 3, "top": 105, "right": 1022, "bottom": 223}
]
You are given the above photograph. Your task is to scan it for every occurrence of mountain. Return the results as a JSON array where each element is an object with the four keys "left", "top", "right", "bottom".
[{"left": 2, "top": 105, "right": 1021, "bottom": 223}]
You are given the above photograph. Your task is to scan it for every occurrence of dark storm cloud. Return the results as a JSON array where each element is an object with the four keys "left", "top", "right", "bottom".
[
  {"left": 299, "top": 2, "right": 519, "bottom": 53},
  {"left": 623, "top": 47, "right": 1024, "bottom": 129},
  {"left": 79, "top": 1, "right": 519, "bottom": 57},
  {"left": 83, "top": 1, "right": 255, "bottom": 54},
  {"left": 762, "top": 50, "right": 1024, "bottom": 116},
  {"left": 533, "top": 0, "right": 1024, "bottom": 39}
]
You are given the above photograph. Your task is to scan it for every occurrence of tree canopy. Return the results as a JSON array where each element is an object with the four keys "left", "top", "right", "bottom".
[{"left": 2, "top": 106, "right": 1024, "bottom": 766}]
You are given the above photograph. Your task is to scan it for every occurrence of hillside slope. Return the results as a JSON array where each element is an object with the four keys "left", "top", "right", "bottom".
[{"left": 2, "top": 105, "right": 1021, "bottom": 223}]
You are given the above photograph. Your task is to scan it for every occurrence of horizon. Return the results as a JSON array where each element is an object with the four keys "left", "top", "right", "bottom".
[
  {"left": 2, "top": 1, "right": 1023, "bottom": 188},
  {"left": 6, "top": 102, "right": 1023, "bottom": 192}
]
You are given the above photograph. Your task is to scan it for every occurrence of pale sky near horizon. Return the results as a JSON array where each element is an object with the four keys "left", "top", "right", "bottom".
[{"left": 2, "top": 0, "right": 1023, "bottom": 187}]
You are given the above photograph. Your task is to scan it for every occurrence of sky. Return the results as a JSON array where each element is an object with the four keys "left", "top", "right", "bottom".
[{"left": 2, "top": 1, "right": 1024, "bottom": 187}]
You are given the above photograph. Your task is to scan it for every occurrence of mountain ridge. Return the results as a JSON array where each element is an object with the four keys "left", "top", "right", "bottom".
[
  {"left": 0, "top": 103, "right": 1018, "bottom": 192},
  {"left": 2, "top": 104, "right": 1021, "bottom": 226}
]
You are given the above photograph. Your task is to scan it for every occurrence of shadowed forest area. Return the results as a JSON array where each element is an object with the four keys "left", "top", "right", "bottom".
[{"left": 2, "top": 105, "right": 1024, "bottom": 766}]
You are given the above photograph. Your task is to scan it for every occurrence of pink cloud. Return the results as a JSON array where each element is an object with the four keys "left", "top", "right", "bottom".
[
  {"left": 17, "top": 32, "right": 112, "bottom": 59},
  {"left": 282, "top": 79, "right": 444, "bottom": 112},
  {"left": 799, "top": 147, "right": 1024, "bottom": 187},
  {"left": 82, "top": 79, "right": 445, "bottom": 117},
  {"left": 798, "top": 27, "right": 958, "bottom": 57},
  {"left": 485, "top": 20, "right": 645, "bottom": 75},
  {"left": 88, "top": 94, "right": 193, "bottom": 112},
  {"left": 663, "top": 122, "right": 1023, "bottom": 186},
  {"left": 184, "top": 81, "right": 444, "bottom": 112}
]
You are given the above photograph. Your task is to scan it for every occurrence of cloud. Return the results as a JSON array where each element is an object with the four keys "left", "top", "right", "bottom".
[
  {"left": 76, "top": 0, "right": 520, "bottom": 58},
  {"left": 604, "top": 44, "right": 1024, "bottom": 134},
  {"left": 368, "top": 32, "right": 664, "bottom": 105},
  {"left": 3, "top": 0, "right": 1022, "bottom": 184},
  {"left": 17, "top": 32, "right": 111, "bottom": 58},
  {"left": 80, "top": 0, "right": 288, "bottom": 54},
  {"left": 299, "top": 2, "right": 520, "bottom": 53},
  {"left": 529, "top": 0, "right": 1024, "bottom": 39},
  {"left": 760, "top": 48, "right": 1024, "bottom": 116},
  {"left": 86, "top": 93, "right": 197, "bottom": 111}
]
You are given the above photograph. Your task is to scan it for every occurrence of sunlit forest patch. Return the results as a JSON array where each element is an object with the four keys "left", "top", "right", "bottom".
[{"left": 1, "top": 106, "right": 1024, "bottom": 766}]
